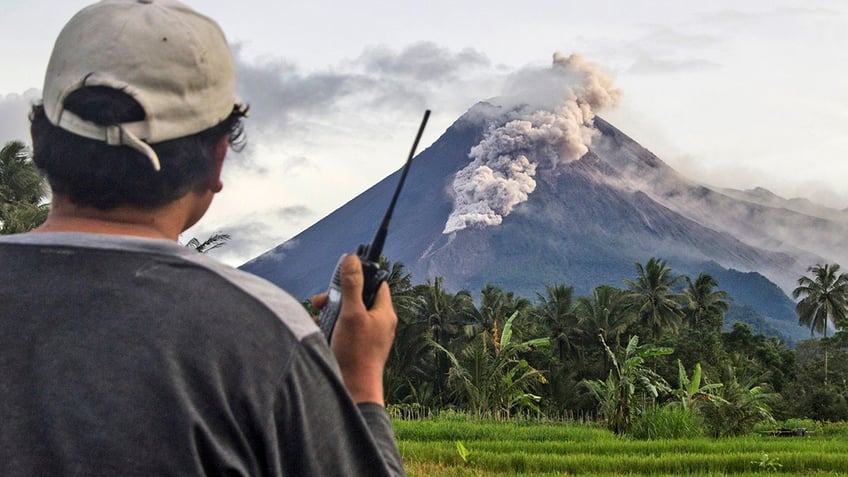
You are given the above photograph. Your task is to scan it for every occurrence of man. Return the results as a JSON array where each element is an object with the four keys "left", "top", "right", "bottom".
[{"left": 0, "top": 0, "right": 404, "bottom": 475}]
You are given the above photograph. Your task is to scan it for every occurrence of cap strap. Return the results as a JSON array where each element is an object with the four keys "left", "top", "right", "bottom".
[
  {"left": 108, "top": 125, "right": 161, "bottom": 171},
  {"left": 55, "top": 109, "right": 162, "bottom": 171}
]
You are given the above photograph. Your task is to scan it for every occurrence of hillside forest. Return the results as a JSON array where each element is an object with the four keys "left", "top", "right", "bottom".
[{"left": 311, "top": 256, "right": 848, "bottom": 438}]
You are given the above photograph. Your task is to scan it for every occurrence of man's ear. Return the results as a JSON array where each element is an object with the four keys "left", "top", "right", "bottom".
[{"left": 209, "top": 135, "right": 228, "bottom": 193}]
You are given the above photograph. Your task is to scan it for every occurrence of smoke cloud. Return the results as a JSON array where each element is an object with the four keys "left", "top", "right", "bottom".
[{"left": 443, "top": 53, "right": 621, "bottom": 234}]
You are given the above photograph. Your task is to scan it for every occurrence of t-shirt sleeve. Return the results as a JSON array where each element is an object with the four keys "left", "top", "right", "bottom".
[
  {"left": 273, "top": 332, "right": 405, "bottom": 477},
  {"left": 356, "top": 403, "right": 405, "bottom": 476}
]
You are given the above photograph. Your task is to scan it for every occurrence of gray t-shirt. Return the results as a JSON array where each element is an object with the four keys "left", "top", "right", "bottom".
[{"left": 0, "top": 232, "right": 404, "bottom": 476}]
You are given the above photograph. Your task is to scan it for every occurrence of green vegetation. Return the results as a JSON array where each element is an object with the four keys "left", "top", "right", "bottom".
[
  {"left": 628, "top": 406, "right": 704, "bottom": 440},
  {"left": 393, "top": 417, "right": 848, "bottom": 476},
  {"left": 384, "top": 259, "right": 848, "bottom": 473},
  {"left": 434, "top": 311, "right": 550, "bottom": 417},
  {"left": 0, "top": 141, "right": 49, "bottom": 234},
  {"left": 582, "top": 335, "right": 672, "bottom": 434},
  {"left": 183, "top": 232, "right": 231, "bottom": 253},
  {"left": 793, "top": 263, "right": 848, "bottom": 386},
  {"left": 377, "top": 258, "right": 848, "bottom": 432}
]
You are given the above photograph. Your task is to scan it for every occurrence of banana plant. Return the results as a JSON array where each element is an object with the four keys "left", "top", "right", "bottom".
[
  {"left": 434, "top": 311, "right": 549, "bottom": 417},
  {"left": 582, "top": 334, "right": 672, "bottom": 434},
  {"left": 672, "top": 360, "right": 725, "bottom": 411}
]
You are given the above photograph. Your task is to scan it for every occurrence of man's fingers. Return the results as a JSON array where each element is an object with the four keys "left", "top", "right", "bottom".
[
  {"left": 311, "top": 292, "right": 328, "bottom": 311},
  {"left": 338, "top": 255, "right": 364, "bottom": 307},
  {"left": 371, "top": 281, "right": 393, "bottom": 311}
]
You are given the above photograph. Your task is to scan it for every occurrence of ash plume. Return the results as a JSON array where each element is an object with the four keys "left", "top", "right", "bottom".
[{"left": 443, "top": 53, "right": 621, "bottom": 234}]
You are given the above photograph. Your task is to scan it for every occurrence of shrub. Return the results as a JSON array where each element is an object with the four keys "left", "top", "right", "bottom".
[
  {"left": 628, "top": 406, "right": 705, "bottom": 440},
  {"left": 701, "top": 371, "right": 775, "bottom": 438}
]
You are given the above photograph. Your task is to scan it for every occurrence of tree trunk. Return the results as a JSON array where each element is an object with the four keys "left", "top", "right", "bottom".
[{"left": 824, "top": 323, "right": 829, "bottom": 387}]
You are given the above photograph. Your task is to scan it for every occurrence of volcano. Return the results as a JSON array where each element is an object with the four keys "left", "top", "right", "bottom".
[{"left": 240, "top": 101, "right": 847, "bottom": 343}]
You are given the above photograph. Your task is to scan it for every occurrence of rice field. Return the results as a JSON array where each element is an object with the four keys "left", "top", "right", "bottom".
[{"left": 394, "top": 418, "right": 848, "bottom": 476}]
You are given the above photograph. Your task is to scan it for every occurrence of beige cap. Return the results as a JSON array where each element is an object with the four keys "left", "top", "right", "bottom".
[{"left": 42, "top": 0, "right": 247, "bottom": 171}]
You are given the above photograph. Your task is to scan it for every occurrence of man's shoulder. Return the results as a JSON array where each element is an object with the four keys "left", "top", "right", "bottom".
[
  {"left": 178, "top": 245, "right": 319, "bottom": 341},
  {"left": 0, "top": 232, "right": 318, "bottom": 340}
]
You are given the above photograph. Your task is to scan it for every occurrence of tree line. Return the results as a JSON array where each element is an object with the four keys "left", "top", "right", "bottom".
[{"left": 363, "top": 256, "right": 848, "bottom": 437}]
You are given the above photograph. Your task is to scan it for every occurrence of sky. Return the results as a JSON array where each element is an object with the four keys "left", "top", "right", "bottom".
[{"left": 1, "top": 0, "right": 846, "bottom": 266}]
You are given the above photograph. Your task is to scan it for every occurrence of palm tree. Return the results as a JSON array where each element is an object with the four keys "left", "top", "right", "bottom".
[
  {"left": 532, "top": 284, "right": 585, "bottom": 413},
  {"left": 380, "top": 257, "right": 419, "bottom": 320},
  {"left": 0, "top": 141, "right": 49, "bottom": 234},
  {"left": 793, "top": 263, "right": 848, "bottom": 337},
  {"left": 576, "top": 285, "right": 636, "bottom": 352},
  {"left": 792, "top": 263, "right": 848, "bottom": 386},
  {"left": 385, "top": 309, "right": 436, "bottom": 405},
  {"left": 682, "top": 272, "right": 730, "bottom": 331},
  {"left": 468, "top": 284, "right": 531, "bottom": 344},
  {"left": 534, "top": 284, "right": 580, "bottom": 362},
  {"left": 413, "top": 277, "right": 474, "bottom": 406},
  {"left": 379, "top": 259, "right": 439, "bottom": 405},
  {"left": 184, "top": 232, "right": 231, "bottom": 253},
  {"left": 623, "top": 257, "right": 684, "bottom": 339},
  {"left": 415, "top": 277, "right": 474, "bottom": 349}
]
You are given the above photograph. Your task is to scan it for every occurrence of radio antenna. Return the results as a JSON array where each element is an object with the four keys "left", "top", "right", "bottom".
[{"left": 364, "top": 109, "right": 430, "bottom": 262}]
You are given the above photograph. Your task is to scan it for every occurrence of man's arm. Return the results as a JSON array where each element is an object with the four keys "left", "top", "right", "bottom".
[
  {"left": 276, "top": 333, "right": 404, "bottom": 477},
  {"left": 303, "top": 254, "right": 404, "bottom": 475},
  {"left": 357, "top": 402, "right": 405, "bottom": 476}
]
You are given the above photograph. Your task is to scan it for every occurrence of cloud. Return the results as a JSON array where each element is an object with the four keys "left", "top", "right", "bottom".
[
  {"left": 274, "top": 205, "right": 312, "bottom": 223},
  {"left": 780, "top": 6, "right": 842, "bottom": 16},
  {"left": 191, "top": 212, "right": 304, "bottom": 267},
  {"left": 699, "top": 5, "right": 839, "bottom": 26},
  {"left": 232, "top": 43, "right": 367, "bottom": 137},
  {"left": 235, "top": 237, "right": 301, "bottom": 266},
  {"left": 233, "top": 41, "right": 493, "bottom": 139},
  {"left": 627, "top": 56, "right": 721, "bottom": 74},
  {"left": 356, "top": 42, "right": 491, "bottom": 82},
  {"left": 0, "top": 90, "right": 39, "bottom": 145},
  {"left": 443, "top": 53, "right": 621, "bottom": 234},
  {"left": 601, "top": 26, "right": 722, "bottom": 76},
  {"left": 638, "top": 28, "right": 718, "bottom": 50}
]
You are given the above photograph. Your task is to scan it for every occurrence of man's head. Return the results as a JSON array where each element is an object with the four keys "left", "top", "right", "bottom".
[{"left": 31, "top": 0, "right": 247, "bottom": 210}]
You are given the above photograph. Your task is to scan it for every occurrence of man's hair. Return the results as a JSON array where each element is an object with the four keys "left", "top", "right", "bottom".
[{"left": 30, "top": 86, "right": 247, "bottom": 210}]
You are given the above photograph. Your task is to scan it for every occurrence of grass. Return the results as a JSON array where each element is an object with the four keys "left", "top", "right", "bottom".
[{"left": 394, "top": 417, "right": 848, "bottom": 476}]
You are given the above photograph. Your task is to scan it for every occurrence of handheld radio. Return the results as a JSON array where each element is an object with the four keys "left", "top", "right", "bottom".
[{"left": 317, "top": 110, "right": 431, "bottom": 342}]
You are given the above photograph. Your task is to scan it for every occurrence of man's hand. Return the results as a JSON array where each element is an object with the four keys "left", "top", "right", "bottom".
[{"left": 311, "top": 255, "right": 397, "bottom": 405}]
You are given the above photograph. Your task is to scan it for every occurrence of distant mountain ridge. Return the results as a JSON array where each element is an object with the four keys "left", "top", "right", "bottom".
[
  {"left": 587, "top": 117, "right": 847, "bottom": 293},
  {"left": 716, "top": 186, "right": 848, "bottom": 223},
  {"left": 241, "top": 102, "right": 846, "bottom": 343}
]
